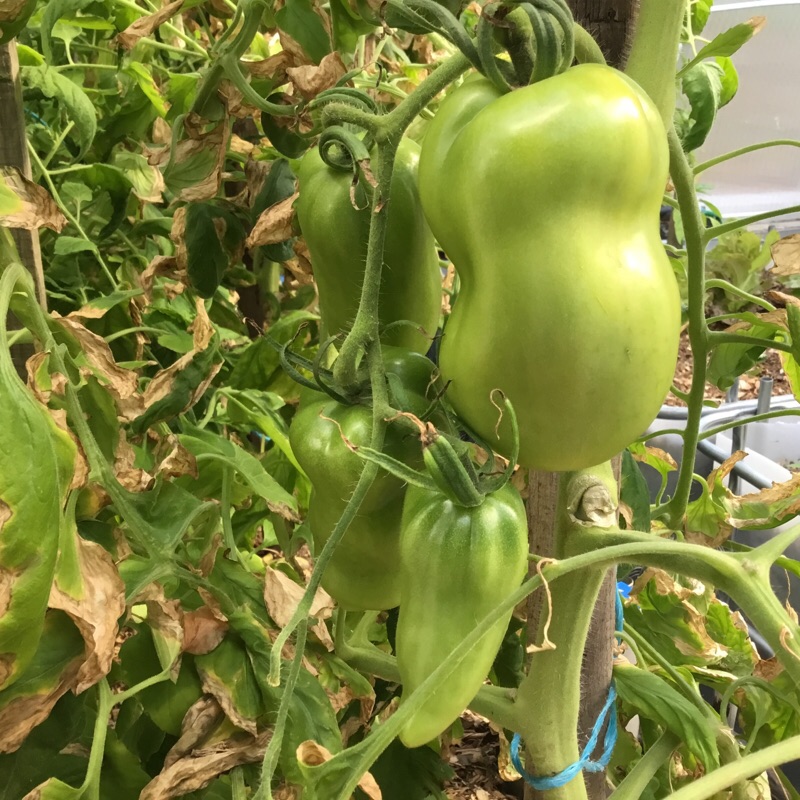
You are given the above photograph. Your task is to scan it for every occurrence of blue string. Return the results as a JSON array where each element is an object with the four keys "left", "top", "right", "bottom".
[{"left": 510, "top": 587, "right": 627, "bottom": 790}]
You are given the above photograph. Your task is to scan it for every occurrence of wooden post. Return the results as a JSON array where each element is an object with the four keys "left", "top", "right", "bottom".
[
  {"left": 1, "top": 40, "right": 46, "bottom": 377},
  {"left": 524, "top": 4, "right": 637, "bottom": 799}
]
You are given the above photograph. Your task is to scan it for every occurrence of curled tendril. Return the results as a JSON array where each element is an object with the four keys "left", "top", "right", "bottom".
[
  {"left": 530, "top": 0, "right": 575, "bottom": 71},
  {"left": 318, "top": 127, "right": 372, "bottom": 173},
  {"left": 384, "top": 0, "right": 482, "bottom": 71},
  {"left": 476, "top": 3, "right": 518, "bottom": 93},
  {"left": 524, "top": 4, "right": 559, "bottom": 83},
  {"left": 477, "top": 0, "right": 576, "bottom": 88}
]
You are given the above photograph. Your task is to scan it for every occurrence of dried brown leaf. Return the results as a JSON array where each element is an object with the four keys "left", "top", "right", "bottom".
[
  {"left": 0, "top": 647, "right": 82, "bottom": 753},
  {"left": 54, "top": 316, "right": 138, "bottom": 400},
  {"left": 244, "top": 51, "right": 293, "bottom": 82},
  {"left": 197, "top": 668, "right": 258, "bottom": 735},
  {"left": 0, "top": 167, "right": 67, "bottom": 232},
  {"left": 183, "top": 606, "right": 228, "bottom": 655},
  {"left": 298, "top": 741, "right": 382, "bottom": 799},
  {"left": 150, "top": 119, "right": 230, "bottom": 202},
  {"left": 140, "top": 255, "right": 182, "bottom": 298},
  {"left": 142, "top": 730, "right": 271, "bottom": 799},
  {"left": 114, "top": 431, "right": 153, "bottom": 492},
  {"left": 772, "top": 234, "right": 800, "bottom": 277},
  {"left": 164, "top": 696, "right": 226, "bottom": 768},
  {"left": 118, "top": 0, "right": 185, "bottom": 49},
  {"left": 765, "top": 289, "right": 800, "bottom": 309},
  {"left": 189, "top": 297, "right": 215, "bottom": 351},
  {"left": 264, "top": 568, "right": 334, "bottom": 650},
  {"left": 286, "top": 52, "right": 347, "bottom": 100},
  {"left": 217, "top": 79, "right": 261, "bottom": 119},
  {"left": 156, "top": 436, "right": 199, "bottom": 479},
  {"left": 246, "top": 192, "right": 298, "bottom": 249},
  {"left": 49, "top": 535, "right": 126, "bottom": 693}
]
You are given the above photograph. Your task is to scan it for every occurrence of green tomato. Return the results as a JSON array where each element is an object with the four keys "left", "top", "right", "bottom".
[
  {"left": 296, "top": 138, "right": 442, "bottom": 354},
  {"left": 288, "top": 348, "right": 437, "bottom": 610},
  {"left": 419, "top": 64, "right": 680, "bottom": 471},
  {"left": 396, "top": 481, "right": 528, "bottom": 748}
]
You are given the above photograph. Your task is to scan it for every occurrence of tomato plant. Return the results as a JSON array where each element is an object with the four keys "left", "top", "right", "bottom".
[{"left": 2, "top": 1, "right": 800, "bottom": 800}]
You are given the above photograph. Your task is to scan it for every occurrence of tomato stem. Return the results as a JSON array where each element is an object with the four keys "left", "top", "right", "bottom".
[
  {"left": 655, "top": 127, "right": 709, "bottom": 530},
  {"left": 624, "top": 0, "right": 684, "bottom": 125}
]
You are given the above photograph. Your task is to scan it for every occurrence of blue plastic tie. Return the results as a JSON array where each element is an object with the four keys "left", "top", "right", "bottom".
[{"left": 510, "top": 589, "right": 626, "bottom": 790}]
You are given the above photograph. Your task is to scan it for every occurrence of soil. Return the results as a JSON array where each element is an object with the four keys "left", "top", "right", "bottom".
[
  {"left": 444, "top": 713, "right": 522, "bottom": 799},
  {"left": 666, "top": 329, "right": 793, "bottom": 406}
]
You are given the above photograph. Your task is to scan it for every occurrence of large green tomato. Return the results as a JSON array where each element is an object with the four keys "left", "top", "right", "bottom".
[
  {"left": 396, "top": 481, "right": 528, "bottom": 748},
  {"left": 419, "top": 64, "right": 680, "bottom": 471},
  {"left": 296, "top": 138, "right": 442, "bottom": 354}
]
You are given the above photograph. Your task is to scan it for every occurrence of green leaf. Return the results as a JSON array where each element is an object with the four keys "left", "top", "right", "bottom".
[
  {"left": 179, "top": 425, "right": 299, "bottom": 517},
  {"left": 112, "top": 150, "right": 164, "bottom": 202},
  {"left": 690, "top": 0, "right": 712, "bottom": 36},
  {"left": 274, "top": 0, "right": 331, "bottom": 63},
  {"left": 614, "top": 662, "right": 719, "bottom": 770},
  {"left": 41, "top": 0, "right": 101, "bottom": 60},
  {"left": 0, "top": 173, "right": 22, "bottom": 216},
  {"left": 165, "top": 71, "right": 199, "bottom": 120},
  {"left": 221, "top": 388, "right": 304, "bottom": 474},
  {"left": 679, "top": 20, "right": 761, "bottom": 77},
  {"left": 80, "top": 164, "right": 135, "bottom": 237},
  {"left": 99, "top": 730, "right": 152, "bottom": 800},
  {"left": 261, "top": 102, "right": 311, "bottom": 161},
  {"left": 715, "top": 56, "right": 739, "bottom": 107},
  {"left": 228, "top": 311, "right": 317, "bottom": 390},
  {"left": 195, "top": 636, "right": 267, "bottom": 728},
  {"left": 329, "top": 0, "right": 376, "bottom": 52},
  {"left": 21, "top": 65, "right": 97, "bottom": 156},
  {"left": 707, "top": 317, "right": 783, "bottom": 391},
  {"left": 367, "top": 739, "right": 452, "bottom": 800},
  {"left": 116, "top": 625, "right": 204, "bottom": 736},
  {"left": 182, "top": 203, "right": 246, "bottom": 298},
  {"left": 620, "top": 449, "right": 651, "bottom": 532},
  {"left": 124, "top": 62, "right": 168, "bottom": 117},
  {"left": 54, "top": 235, "right": 97, "bottom": 256},
  {"left": 121, "top": 479, "right": 216, "bottom": 552},
  {"left": 680, "top": 60, "right": 724, "bottom": 153}
]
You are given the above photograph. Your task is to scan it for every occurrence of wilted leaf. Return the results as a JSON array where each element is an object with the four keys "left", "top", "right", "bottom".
[
  {"left": 0, "top": 612, "right": 84, "bottom": 753},
  {"left": 118, "top": 0, "right": 185, "bottom": 49},
  {"left": 183, "top": 606, "right": 228, "bottom": 655},
  {"left": 264, "top": 568, "right": 334, "bottom": 650},
  {"left": 0, "top": 168, "right": 67, "bottom": 232},
  {"left": 155, "top": 436, "right": 199, "bottom": 479},
  {"left": 49, "top": 525, "right": 126, "bottom": 693},
  {"left": 141, "top": 728, "right": 271, "bottom": 799},
  {"left": 772, "top": 234, "right": 800, "bottom": 277},
  {"left": 195, "top": 637, "right": 264, "bottom": 733},
  {"left": 286, "top": 52, "right": 347, "bottom": 100},
  {"left": 54, "top": 316, "right": 139, "bottom": 401},
  {"left": 298, "top": 741, "right": 382, "bottom": 799},
  {"left": 127, "top": 344, "right": 222, "bottom": 431},
  {"left": 725, "top": 472, "right": 800, "bottom": 530},
  {"left": 246, "top": 192, "right": 298, "bottom": 249},
  {"left": 136, "top": 584, "right": 184, "bottom": 675},
  {"left": 158, "top": 120, "right": 230, "bottom": 202}
]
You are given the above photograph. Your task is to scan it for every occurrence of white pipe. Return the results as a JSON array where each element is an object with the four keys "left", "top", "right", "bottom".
[{"left": 712, "top": 0, "right": 800, "bottom": 11}]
